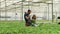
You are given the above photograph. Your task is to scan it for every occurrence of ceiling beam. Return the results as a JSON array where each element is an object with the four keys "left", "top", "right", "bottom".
[
  {"left": 0, "top": 0, "right": 5, "bottom": 3},
  {"left": 1, "top": 1, "right": 32, "bottom": 8}
]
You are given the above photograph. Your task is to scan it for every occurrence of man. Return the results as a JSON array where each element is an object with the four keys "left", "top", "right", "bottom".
[{"left": 24, "top": 10, "right": 31, "bottom": 26}]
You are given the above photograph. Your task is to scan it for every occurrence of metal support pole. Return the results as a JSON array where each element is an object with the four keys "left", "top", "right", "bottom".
[
  {"left": 56, "top": 12, "right": 57, "bottom": 23},
  {"left": 5, "top": 0, "right": 7, "bottom": 20},
  {"left": 21, "top": 1, "right": 23, "bottom": 21},
  {"left": 19, "top": 2, "right": 21, "bottom": 21},
  {"left": 52, "top": 0, "right": 54, "bottom": 22},
  {"left": 31, "top": 0, "right": 33, "bottom": 11},
  {"left": 0, "top": 0, "right": 1, "bottom": 20},
  {"left": 28, "top": 1, "right": 30, "bottom": 10},
  {"left": 15, "top": 4, "right": 16, "bottom": 20},
  {"left": 47, "top": 3, "right": 49, "bottom": 21}
]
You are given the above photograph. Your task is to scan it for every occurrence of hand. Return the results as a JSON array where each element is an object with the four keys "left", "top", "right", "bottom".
[{"left": 26, "top": 16, "right": 29, "bottom": 19}]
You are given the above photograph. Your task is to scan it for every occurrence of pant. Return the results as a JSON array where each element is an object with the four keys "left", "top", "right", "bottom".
[
  {"left": 25, "top": 21, "right": 31, "bottom": 26},
  {"left": 25, "top": 22, "right": 30, "bottom": 26}
]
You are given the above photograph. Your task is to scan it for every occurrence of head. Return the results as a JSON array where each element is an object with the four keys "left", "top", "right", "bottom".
[
  {"left": 28, "top": 10, "right": 31, "bottom": 14},
  {"left": 33, "top": 15, "right": 36, "bottom": 17},
  {"left": 32, "top": 15, "right": 36, "bottom": 19}
]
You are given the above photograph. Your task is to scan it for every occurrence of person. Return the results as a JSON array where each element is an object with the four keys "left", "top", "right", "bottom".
[
  {"left": 24, "top": 10, "right": 31, "bottom": 26},
  {"left": 31, "top": 15, "right": 37, "bottom": 26}
]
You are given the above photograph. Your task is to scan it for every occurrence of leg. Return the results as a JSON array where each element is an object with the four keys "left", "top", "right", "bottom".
[{"left": 25, "top": 22, "right": 31, "bottom": 26}]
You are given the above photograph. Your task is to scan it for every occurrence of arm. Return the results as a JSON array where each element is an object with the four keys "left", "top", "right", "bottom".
[{"left": 25, "top": 16, "right": 29, "bottom": 19}]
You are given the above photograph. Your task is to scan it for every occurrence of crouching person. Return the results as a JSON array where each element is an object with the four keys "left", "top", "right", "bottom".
[
  {"left": 31, "top": 15, "right": 38, "bottom": 26},
  {"left": 24, "top": 10, "right": 31, "bottom": 26}
]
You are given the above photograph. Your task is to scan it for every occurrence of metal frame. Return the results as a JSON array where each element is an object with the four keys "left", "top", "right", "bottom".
[
  {"left": 0, "top": 0, "right": 1, "bottom": 20},
  {"left": 0, "top": 0, "right": 59, "bottom": 23}
]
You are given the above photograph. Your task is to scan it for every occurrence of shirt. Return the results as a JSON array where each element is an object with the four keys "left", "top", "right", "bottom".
[{"left": 24, "top": 13, "right": 30, "bottom": 22}]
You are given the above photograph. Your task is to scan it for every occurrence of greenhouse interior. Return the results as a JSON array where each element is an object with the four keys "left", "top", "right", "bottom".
[{"left": 0, "top": 0, "right": 60, "bottom": 23}]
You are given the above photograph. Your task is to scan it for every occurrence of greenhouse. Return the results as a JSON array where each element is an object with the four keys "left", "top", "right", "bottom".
[
  {"left": 0, "top": 0, "right": 60, "bottom": 23},
  {"left": 0, "top": 0, "right": 60, "bottom": 34}
]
